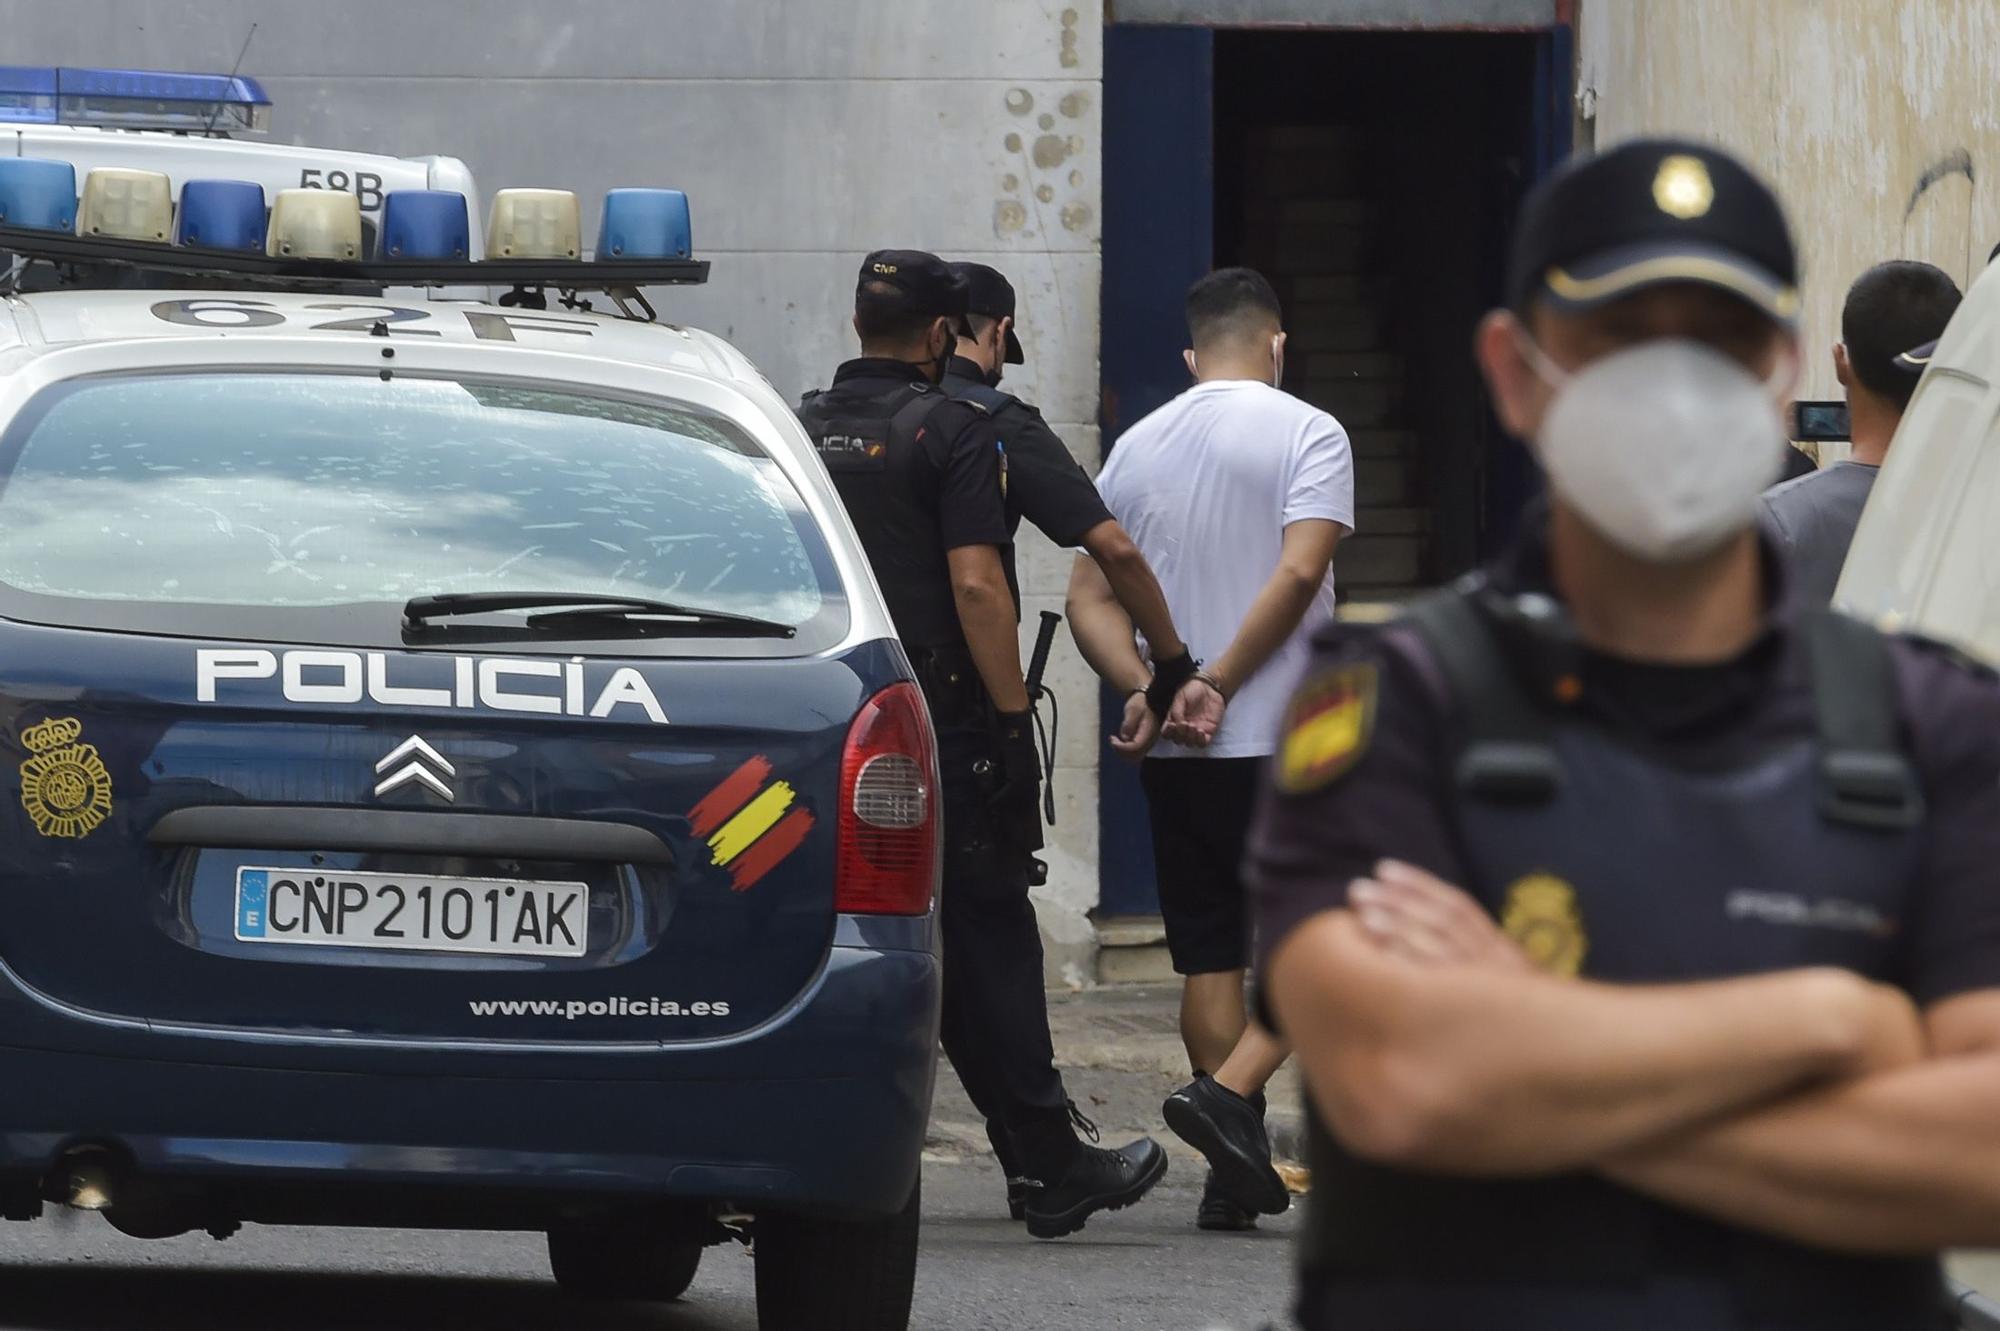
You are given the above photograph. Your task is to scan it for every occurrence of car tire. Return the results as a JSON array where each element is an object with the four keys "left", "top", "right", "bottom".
[
  {"left": 754, "top": 1175, "right": 920, "bottom": 1331},
  {"left": 546, "top": 1224, "right": 703, "bottom": 1302}
]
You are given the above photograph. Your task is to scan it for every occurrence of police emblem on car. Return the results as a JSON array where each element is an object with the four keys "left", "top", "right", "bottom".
[{"left": 18, "top": 716, "right": 114, "bottom": 839}]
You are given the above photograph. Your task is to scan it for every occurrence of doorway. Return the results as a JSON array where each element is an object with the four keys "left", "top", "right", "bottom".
[{"left": 1096, "top": 21, "right": 1567, "bottom": 921}]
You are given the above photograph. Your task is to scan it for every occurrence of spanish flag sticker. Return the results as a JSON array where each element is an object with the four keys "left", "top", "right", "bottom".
[
  {"left": 1277, "top": 663, "right": 1377, "bottom": 794},
  {"left": 689, "top": 756, "right": 816, "bottom": 892}
]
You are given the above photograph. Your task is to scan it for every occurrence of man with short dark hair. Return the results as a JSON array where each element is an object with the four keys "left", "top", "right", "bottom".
[
  {"left": 1069, "top": 264, "right": 1352, "bottom": 1231},
  {"left": 1760, "top": 260, "right": 1961, "bottom": 604},
  {"left": 798, "top": 250, "right": 1166, "bottom": 1241}
]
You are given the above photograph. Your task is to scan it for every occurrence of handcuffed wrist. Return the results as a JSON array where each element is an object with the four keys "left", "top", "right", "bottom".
[{"left": 1143, "top": 650, "right": 1199, "bottom": 717}]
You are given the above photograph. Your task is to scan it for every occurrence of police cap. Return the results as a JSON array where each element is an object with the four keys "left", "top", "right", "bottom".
[
  {"left": 1507, "top": 138, "right": 1799, "bottom": 325},
  {"left": 1893, "top": 339, "right": 1937, "bottom": 378},
  {"left": 856, "top": 249, "right": 969, "bottom": 320},
  {"left": 950, "top": 262, "right": 1026, "bottom": 364}
]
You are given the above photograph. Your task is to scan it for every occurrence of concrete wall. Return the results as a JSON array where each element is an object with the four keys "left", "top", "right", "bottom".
[
  {"left": 1578, "top": 0, "right": 2000, "bottom": 404},
  {"left": 4, "top": 0, "right": 1109, "bottom": 981}
]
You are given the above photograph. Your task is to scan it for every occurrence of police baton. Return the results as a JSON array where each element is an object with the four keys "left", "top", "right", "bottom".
[
  {"left": 1026, "top": 609, "right": 1062, "bottom": 702},
  {"left": 1023, "top": 611, "right": 1064, "bottom": 863}
]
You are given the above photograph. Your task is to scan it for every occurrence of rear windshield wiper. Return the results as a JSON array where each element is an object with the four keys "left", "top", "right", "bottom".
[{"left": 403, "top": 592, "right": 796, "bottom": 638}]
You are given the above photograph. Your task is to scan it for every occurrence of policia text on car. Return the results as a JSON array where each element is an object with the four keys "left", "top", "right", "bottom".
[
  {"left": 797, "top": 252, "right": 1168, "bottom": 1240},
  {"left": 1250, "top": 140, "right": 2000, "bottom": 1330}
]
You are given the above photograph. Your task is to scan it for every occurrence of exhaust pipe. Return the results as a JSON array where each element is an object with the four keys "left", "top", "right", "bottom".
[{"left": 59, "top": 1148, "right": 117, "bottom": 1212}]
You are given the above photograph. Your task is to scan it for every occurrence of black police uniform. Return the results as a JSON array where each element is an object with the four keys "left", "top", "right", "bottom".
[
  {"left": 1245, "top": 139, "right": 2000, "bottom": 1327},
  {"left": 943, "top": 259, "right": 1114, "bottom": 566},
  {"left": 941, "top": 356, "right": 1111, "bottom": 558},
  {"left": 1247, "top": 512, "right": 2000, "bottom": 1330},
  {"left": 796, "top": 357, "right": 1078, "bottom": 1177}
]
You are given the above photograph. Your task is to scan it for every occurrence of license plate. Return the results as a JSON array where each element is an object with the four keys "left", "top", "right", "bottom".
[{"left": 234, "top": 867, "right": 588, "bottom": 958}]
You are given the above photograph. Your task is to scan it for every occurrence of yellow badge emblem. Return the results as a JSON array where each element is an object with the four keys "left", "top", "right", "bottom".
[
  {"left": 1653, "top": 154, "right": 1714, "bottom": 220},
  {"left": 19, "top": 716, "right": 114, "bottom": 840},
  {"left": 1277, "top": 663, "right": 1377, "bottom": 793},
  {"left": 1501, "top": 873, "right": 1588, "bottom": 977}
]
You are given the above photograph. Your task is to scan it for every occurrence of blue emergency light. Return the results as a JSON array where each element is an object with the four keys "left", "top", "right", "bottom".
[
  {"left": 0, "top": 66, "right": 271, "bottom": 133},
  {"left": 597, "top": 189, "right": 692, "bottom": 260},
  {"left": 176, "top": 179, "right": 266, "bottom": 251},
  {"left": 0, "top": 178, "right": 710, "bottom": 313},
  {"left": 0, "top": 159, "right": 77, "bottom": 232},
  {"left": 0, "top": 67, "right": 56, "bottom": 125},
  {"left": 379, "top": 190, "right": 471, "bottom": 260}
]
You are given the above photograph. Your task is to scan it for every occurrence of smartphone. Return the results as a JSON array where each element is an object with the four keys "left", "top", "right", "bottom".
[{"left": 1791, "top": 400, "right": 1850, "bottom": 443}]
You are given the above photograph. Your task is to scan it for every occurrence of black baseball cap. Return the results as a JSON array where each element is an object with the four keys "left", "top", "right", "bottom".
[
  {"left": 950, "top": 262, "right": 1025, "bottom": 364},
  {"left": 1507, "top": 138, "right": 1800, "bottom": 325},
  {"left": 856, "top": 249, "right": 968, "bottom": 319}
]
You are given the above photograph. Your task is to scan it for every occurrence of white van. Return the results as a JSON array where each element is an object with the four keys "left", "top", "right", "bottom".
[{"left": 1834, "top": 258, "right": 2000, "bottom": 659}]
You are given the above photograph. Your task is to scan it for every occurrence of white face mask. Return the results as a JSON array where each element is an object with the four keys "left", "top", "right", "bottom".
[{"left": 1525, "top": 337, "right": 1790, "bottom": 564}]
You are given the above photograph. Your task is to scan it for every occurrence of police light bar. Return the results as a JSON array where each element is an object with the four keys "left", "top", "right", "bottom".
[
  {"left": 0, "top": 223, "right": 709, "bottom": 291},
  {"left": 0, "top": 66, "right": 272, "bottom": 133}
]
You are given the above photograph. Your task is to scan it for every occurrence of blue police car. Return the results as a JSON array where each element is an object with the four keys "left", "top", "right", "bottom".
[{"left": 0, "top": 169, "right": 940, "bottom": 1330}]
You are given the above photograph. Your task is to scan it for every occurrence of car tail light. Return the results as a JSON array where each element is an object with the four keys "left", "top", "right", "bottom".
[{"left": 836, "top": 682, "right": 939, "bottom": 915}]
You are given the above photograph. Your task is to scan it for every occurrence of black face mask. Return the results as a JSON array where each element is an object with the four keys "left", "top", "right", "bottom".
[
  {"left": 930, "top": 328, "right": 957, "bottom": 383},
  {"left": 983, "top": 361, "right": 1003, "bottom": 389}
]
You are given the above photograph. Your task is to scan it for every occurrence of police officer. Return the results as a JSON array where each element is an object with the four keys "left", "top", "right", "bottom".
[
  {"left": 1248, "top": 141, "right": 2000, "bottom": 1329},
  {"left": 943, "top": 262, "right": 1198, "bottom": 709},
  {"left": 798, "top": 251, "right": 1167, "bottom": 1240},
  {"left": 941, "top": 262, "right": 1201, "bottom": 1211}
]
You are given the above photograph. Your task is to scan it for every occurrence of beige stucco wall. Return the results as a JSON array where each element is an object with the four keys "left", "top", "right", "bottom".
[{"left": 1578, "top": 0, "right": 2000, "bottom": 402}]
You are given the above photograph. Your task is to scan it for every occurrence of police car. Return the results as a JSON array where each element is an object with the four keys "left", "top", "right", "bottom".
[{"left": 0, "top": 122, "right": 939, "bottom": 1331}]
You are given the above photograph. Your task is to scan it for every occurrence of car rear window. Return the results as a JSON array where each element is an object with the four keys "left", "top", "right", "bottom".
[{"left": 0, "top": 372, "right": 846, "bottom": 654}]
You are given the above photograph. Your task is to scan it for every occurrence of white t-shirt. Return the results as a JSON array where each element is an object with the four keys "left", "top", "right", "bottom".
[{"left": 1095, "top": 379, "right": 1355, "bottom": 759}]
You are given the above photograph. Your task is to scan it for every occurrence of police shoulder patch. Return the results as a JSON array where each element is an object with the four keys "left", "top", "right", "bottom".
[{"left": 1277, "top": 662, "right": 1377, "bottom": 794}]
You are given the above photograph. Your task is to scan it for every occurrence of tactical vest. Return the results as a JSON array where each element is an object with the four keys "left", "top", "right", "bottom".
[
  {"left": 1301, "top": 579, "right": 1947, "bottom": 1330},
  {"left": 939, "top": 374, "right": 1018, "bottom": 419},
  {"left": 796, "top": 379, "right": 965, "bottom": 651}
]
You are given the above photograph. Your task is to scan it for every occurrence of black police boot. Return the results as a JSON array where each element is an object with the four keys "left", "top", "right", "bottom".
[
  {"left": 1163, "top": 1075, "right": 1289, "bottom": 1217},
  {"left": 985, "top": 1117, "right": 1029, "bottom": 1222},
  {"left": 1197, "top": 1169, "right": 1258, "bottom": 1232},
  {"left": 1015, "top": 1102, "right": 1168, "bottom": 1241}
]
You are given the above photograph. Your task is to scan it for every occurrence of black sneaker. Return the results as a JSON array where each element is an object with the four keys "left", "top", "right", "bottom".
[
  {"left": 1022, "top": 1137, "right": 1168, "bottom": 1240},
  {"left": 1163, "top": 1075, "right": 1289, "bottom": 1216},
  {"left": 1197, "top": 1170, "right": 1257, "bottom": 1232}
]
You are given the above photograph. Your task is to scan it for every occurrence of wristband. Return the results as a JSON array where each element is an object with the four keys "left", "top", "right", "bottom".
[
  {"left": 1194, "top": 668, "right": 1227, "bottom": 699},
  {"left": 1143, "top": 650, "right": 1199, "bottom": 718}
]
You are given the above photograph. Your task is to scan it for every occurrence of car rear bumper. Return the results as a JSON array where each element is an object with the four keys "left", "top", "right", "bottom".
[{"left": 0, "top": 938, "right": 939, "bottom": 1223}]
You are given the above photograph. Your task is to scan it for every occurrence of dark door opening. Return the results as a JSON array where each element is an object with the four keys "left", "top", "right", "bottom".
[
  {"left": 1215, "top": 29, "right": 1545, "bottom": 597},
  {"left": 1096, "top": 24, "right": 1562, "bottom": 922}
]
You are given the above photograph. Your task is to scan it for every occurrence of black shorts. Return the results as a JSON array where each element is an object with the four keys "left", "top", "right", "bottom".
[{"left": 1139, "top": 756, "right": 1263, "bottom": 976}]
